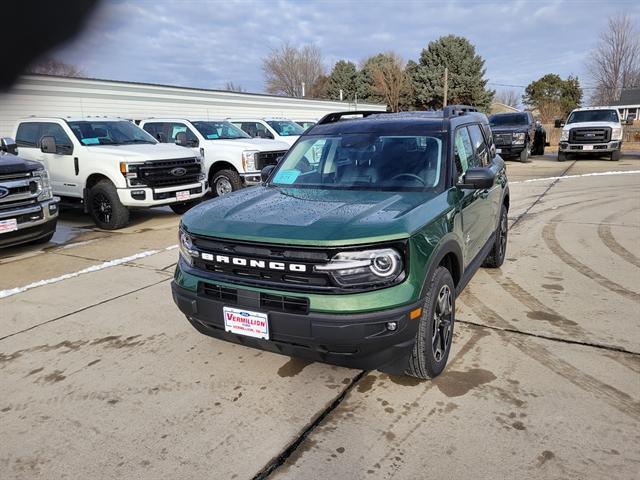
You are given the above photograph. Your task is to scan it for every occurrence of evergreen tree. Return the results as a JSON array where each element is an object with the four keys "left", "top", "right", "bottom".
[
  {"left": 523, "top": 74, "right": 582, "bottom": 122},
  {"left": 326, "top": 60, "right": 362, "bottom": 101},
  {"left": 408, "top": 35, "right": 494, "bottom": 111}
]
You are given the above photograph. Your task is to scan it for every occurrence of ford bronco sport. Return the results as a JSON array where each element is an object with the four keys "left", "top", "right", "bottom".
[{"left": 172, "top": 106, "right": 509, "bottom": 379}]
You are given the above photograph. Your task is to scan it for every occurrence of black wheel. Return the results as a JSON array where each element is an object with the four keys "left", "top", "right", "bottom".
[
  {"left": 407, "top": 266, "right": 455, "bottom": 379},
  {"left": 211, "top": 169, "right": 242, "bottom": 197},
  {"left": 483, "top": 205, "right": 508, "bottom": 268},
  {"left": 519, "top": 144, "right": 531, "bottom": 163},
  {"left": 611, "top": 150, "right": 621, "bottom": 161},
  {"left": 170, "top": 201, "right": 199, "bottom": 215},
  {"left": 558, "top": 152, "right": 567, "bottom": 162},
  {"left": 88, "top": 180, "right": 130, "bottom": 230}
]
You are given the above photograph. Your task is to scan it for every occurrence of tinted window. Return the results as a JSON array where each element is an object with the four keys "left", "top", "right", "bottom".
[
  {"left": 454, "top": 127, "right": 475, "bottom": 176},
  {"left": 68, "top": 120, "right": 156, "bottom": 145},
  {"left": 266, "top": 120, "right": 304, "bottom": 136},
  {"left": 41, "top": 123, "right": 72, "bottom": 147},
  {"left": 489, "top": 113, "right": 529, "bottom": 126},
  {"left": 16, "top": 122, "right": 41, "bottom": 147},
  {"left": 192, "top": 121, "right": 250, "bottom": 140},
  {"left": 467, "top": 124, "right": 489, "bottom": 167},
  {"left": 238, "top": 122, "right": 273, "bottom": 139},
  {"left": 168, "top": 123, "right": 199, "bottom": 145},
  {"left": 142, "top": 122, "right": 168, "bottom": 142}
]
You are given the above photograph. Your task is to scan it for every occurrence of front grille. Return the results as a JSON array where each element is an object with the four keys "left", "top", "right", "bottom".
[
  {"left": 136, "top": 157, "right": 201, "bottom": 187},
  {"left": 493, "top": 133, "right": 512, "bottom": 146},
  {"left": 0, "top": 173, "right": 40, "bottom": 208},
  {"left": 256, "top": 150, "right": 287, "bottom": 170},
  {"left": 202, "top": 283, "right": 238, "bottom": 302},
  {"left": 261, "top": 293, "right": 309, "bottom": 314},
  {"left": 569, "top": 127, "right": 611, "bottom": 143}
]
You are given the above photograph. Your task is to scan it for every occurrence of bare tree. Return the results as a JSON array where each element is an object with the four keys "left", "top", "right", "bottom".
[
  {"left": 369, "top": 52, "right": 412, "bottom": 112},
  {"left": 495, "top": 88, "right": 520, "bottom": 108},
  {"left": 587, "top": 14, "right": 640, "bottom": 105},
  {"left": 262, "top": 43, "right": 325, "bottom": 97},
  {"left": 224, "top": 81, "right": 246, "bottom": 93},
  {"left": 27, "top": 57, "right": 85, "bottom": 77}
]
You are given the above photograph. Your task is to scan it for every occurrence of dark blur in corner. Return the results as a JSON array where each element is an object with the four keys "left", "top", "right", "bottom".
[{"left": 1, "top": 0, "right": 100, "bottom": 90}]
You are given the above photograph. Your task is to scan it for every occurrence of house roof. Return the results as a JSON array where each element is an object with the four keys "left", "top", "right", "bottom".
[{"left": 611, "top": 88, "right": 640, "bottom": 106}]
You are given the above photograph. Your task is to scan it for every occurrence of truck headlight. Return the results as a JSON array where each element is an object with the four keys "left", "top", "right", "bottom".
[
  {"left": 33, "top": 168, "right": 53, "bottom": 201},
  {"left": 611, "top": 127, "right": 622, "bottom": 141},
  {"left": 314, "top": 248, "right": 404, "bottom": 287},
  {"left": 513, "top": 132, "right": 526, "bottom": 145},
  {"left": 560, "top": 130, "right": 569, "bottom": 142},
  {"left": 242, "top": 150, "right": 259, "bottom": 172},
  {"left": 179, "top": 228, "right": 199, "bottom": 266}
]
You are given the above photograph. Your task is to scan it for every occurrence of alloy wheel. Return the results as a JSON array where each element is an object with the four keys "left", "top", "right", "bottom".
[
  {"left": 432, "top": 284, "right": 453, "bottom": 362},
  {"left": 498, "top": 211, "right": 508, "bottom": 259},
  {"left": 215, "top": 177, "right": 233, "bottom": 196},
  {"left": 92, "top": 192, "right": 112, "bottom": 225}
]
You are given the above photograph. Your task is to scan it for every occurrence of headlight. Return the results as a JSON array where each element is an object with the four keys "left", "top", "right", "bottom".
[
  {"left": 33, "top": 168, "right": 53, "bottom": 201},
  {"left": 315, "top": 248, "right": 404, "bottom": 287},
  {"left": 120, "top": 162, "right": 144, "bottom": 186},
  {"left": 242, "top": 150, "right": 259, "bottom": 172},
  {"left": 560, "top": 130, "right": 569, "bottom": 142},
  {"left": 611, "top": 127, "right": 622, "bottom": 140},
  {"left": 513, "top": 132, "right": 526, "bottom": 144},
  {"left": 179, "top": 228, "right": 199, "bottom": 266}
]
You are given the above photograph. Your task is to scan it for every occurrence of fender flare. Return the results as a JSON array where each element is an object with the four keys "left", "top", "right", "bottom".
[{"left": 419, "top": 237, "right": 464, "bottom": 298}]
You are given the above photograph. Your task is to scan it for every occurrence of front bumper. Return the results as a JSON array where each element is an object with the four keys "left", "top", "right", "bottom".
[
  {"left": 0, "top": 197, "right": 59, "bottom": 248},
  {"left": 117, "top": 180, "right": 208, "bottom": 208},
  {"left": 559, "top": 140, "right": 622, "bottom": 153},
  {"left": 171, "top": 280, "right": 422, "bottom": 371},
  {"left": 495, "top": 144, "right": 525, "bottom": 157},
  {"left": 240, "top": 172, "right": 261, "bottom": 185}
]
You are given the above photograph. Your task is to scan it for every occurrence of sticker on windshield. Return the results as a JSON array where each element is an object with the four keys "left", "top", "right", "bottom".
[
  {"left": 206, "top": 133, "right": 219, "bottom": 139},
  {"left": 273, "top": 169, "right": 301, "bottom": 184},
  {"left": 81, "top": 137, "right": 100, "bottom": 145}
]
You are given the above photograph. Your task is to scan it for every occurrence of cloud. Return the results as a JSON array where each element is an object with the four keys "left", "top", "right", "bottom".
[{"left": 52, "top": 0, "right": 640, "bottom": 94}]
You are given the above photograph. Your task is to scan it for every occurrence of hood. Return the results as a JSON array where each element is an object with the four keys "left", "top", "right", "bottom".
[
  {"left": 491, "top": 125, "right": 529, "bottom": 134},
  {"left": 563, "top": 121, "right": 620, "bottom": 131},
  {"left": 0, "top": 152, "right": 43, "bottom": 175},
  {"left": 204, "top": 138, "right": 290, "bottom": 152},
  {"left": 84, "top": 143, "right": 195, "bottom": 161},
  {"left": 277, "top": 135, "right": 300, "bottom": 146},
  {"left": 182, "top": 185, "right": 445, "bottom": 246}
]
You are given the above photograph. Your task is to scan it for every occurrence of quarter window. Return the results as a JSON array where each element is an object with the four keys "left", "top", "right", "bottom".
[
  {"left": 454, "top": 127, "right": 475, "bottom": 176},
  {"left": 467, "top": 124, "right": 489, "bottom": 167}
]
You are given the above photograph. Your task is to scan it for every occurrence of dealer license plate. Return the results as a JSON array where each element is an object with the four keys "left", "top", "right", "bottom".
[
  {"left": 176, "top": 190, "right": 190, "bottom": 201},
  {"left": 582, "top": 145, "right": 594, "bottom": 151},
  {"left": 0, "top": 218, "right": 18, "bottom": 234},
  {"left": 223, "top": 307, "right": 269, "bottom": 340}
]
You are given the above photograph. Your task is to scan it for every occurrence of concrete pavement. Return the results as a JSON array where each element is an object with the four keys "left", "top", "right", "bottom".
[{"left": 1, "top": 154, "right": 639, "bottom": 479}]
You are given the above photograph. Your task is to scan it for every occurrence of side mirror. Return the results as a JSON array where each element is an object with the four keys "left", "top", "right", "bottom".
[
  {"left": 489, "top": 144, "right": 496, "bottom": 158},
  {"left": 457, "top": 167, "right": 496, "bottom": 190},
  {"left": 40, "top": 136, "right": 57, "bottom": 154},
  {"left": 554, "top": 119, "right": 564, "bottom": 128},
  {"left": 261, "top": 164, "right": 275, "bottom": 182},
  {"left": 175, "top": 132, "right": 188, "bottom": 147},
  {"left": 0, "top": 137, "right": 17, "bottom": 154}
]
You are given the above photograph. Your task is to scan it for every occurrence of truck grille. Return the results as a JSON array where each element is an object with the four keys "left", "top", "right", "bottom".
[
  {"left": 569, "top": 127, "right": 611, "bottom": 143},
  {"left": 493, "top": 133, "right": 512, "bottom": 146},
  {"left": 136, "top": 157, "right": 201, "bottom": 187},
  {"left": 0, "top": 172, "right": 41, "bottom": 215},
  {"left": 256, "top": 150, "right": 287, "bottom": 170}
]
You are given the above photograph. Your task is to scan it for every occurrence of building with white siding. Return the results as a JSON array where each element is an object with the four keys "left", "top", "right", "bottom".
[{"left": 0, "top": 75, "right": 386, "bottom": 137}]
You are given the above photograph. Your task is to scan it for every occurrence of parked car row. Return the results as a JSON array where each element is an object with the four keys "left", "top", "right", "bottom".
[{"left": 0, "top": 116, "right": 316, "bottom": 247}]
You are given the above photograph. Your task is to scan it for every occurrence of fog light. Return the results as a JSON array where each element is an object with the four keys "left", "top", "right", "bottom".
[
  {"left": 48, "top": 203, "right": 58, "bottom": 214},
  {"left": 386, "top": 322, "right": 397, "bottom": 331},
  {"left": 131, "top": 190, "right": 146, "bottom": 200}
]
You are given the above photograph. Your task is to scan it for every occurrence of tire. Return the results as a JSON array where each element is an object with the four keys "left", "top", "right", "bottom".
[
  {"left": 407, "top": 266, "right": 455, "bottom": 380},
  {"left": 482, "top": 204, "right": 508, "bottom": 268},
  {"left": 611, "top": 150, "right": 621, "bottom": 161},
  {"left": 519, "top": 144, "right": 531, "bottom": 163},
  {"left": 88, "top": 180, "right": 130, "bottom": 230},
  {"left": 558, "top": 152, "right": 567, "bottom": 162},
  {"left": 170, "top": 201, "right": 200, "bottom": 215},
  {"left": 211, "top": 169, "right": 242, "bottom": 197}
]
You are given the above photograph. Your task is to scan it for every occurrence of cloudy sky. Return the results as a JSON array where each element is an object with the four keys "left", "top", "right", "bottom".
[{"left": 54, "top": 0, "right": 640, "bottom": 97}]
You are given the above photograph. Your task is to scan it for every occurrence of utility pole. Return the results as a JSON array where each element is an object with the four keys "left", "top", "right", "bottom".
[{"left": 443, "top": 67, "right": 448, "bottom": 108}]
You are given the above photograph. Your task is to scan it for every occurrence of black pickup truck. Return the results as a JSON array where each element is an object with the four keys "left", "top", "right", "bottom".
[
  {"left": 0, "top": 138, "right": 59, "bottom": 248},
  {"left": 489, "top": 112, "right": 547, "bottom": 162}
]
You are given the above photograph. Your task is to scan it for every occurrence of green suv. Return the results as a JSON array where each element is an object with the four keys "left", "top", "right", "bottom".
[{"left": 172, "top": 106, "right": 509, "bottom": 379}]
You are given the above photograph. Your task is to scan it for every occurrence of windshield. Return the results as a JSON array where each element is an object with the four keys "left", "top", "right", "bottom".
[
  {"left": 270, "top": 132, "right": 444, "bottom": 191},
  {"left": 192, "top": 121, "right": 251, "bottom": 140},
  {"left": 566, "top": 110, "right": 619, "bottom": 124},
  {"left": 489, "top": 113, "right": 528, "bottom": 126},
  {"left": 68, "top": 120, "right": 156, "bottom": 146},
  {"left": 267, "top": 120, "right": 304, "bottom": 136}
]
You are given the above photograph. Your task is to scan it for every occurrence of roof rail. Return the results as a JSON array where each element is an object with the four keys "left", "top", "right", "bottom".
[
  {"left": 317, "top": 110, "right": 389, "bottom": 125},
  {"left": 443, "top": 105, "right": 478, "bottom": 117}
]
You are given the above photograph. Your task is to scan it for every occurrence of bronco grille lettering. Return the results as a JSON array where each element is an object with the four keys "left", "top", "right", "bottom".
[{"left": 210, "top": 254, "right": 306, "bottom": 272}]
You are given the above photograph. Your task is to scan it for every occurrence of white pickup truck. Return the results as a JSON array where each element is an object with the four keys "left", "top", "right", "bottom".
[
  {"left": 229, "top": 118, "right": 304, "bottom": 147},
  {"left": 14, "top": 117, "right": 208, "bottom": 229},
  {"left": 139, "top": 118, "right": 289, "bottom": 196},
  {"left": 557, "top": 107, "right": 628, "bottom": 161}
]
